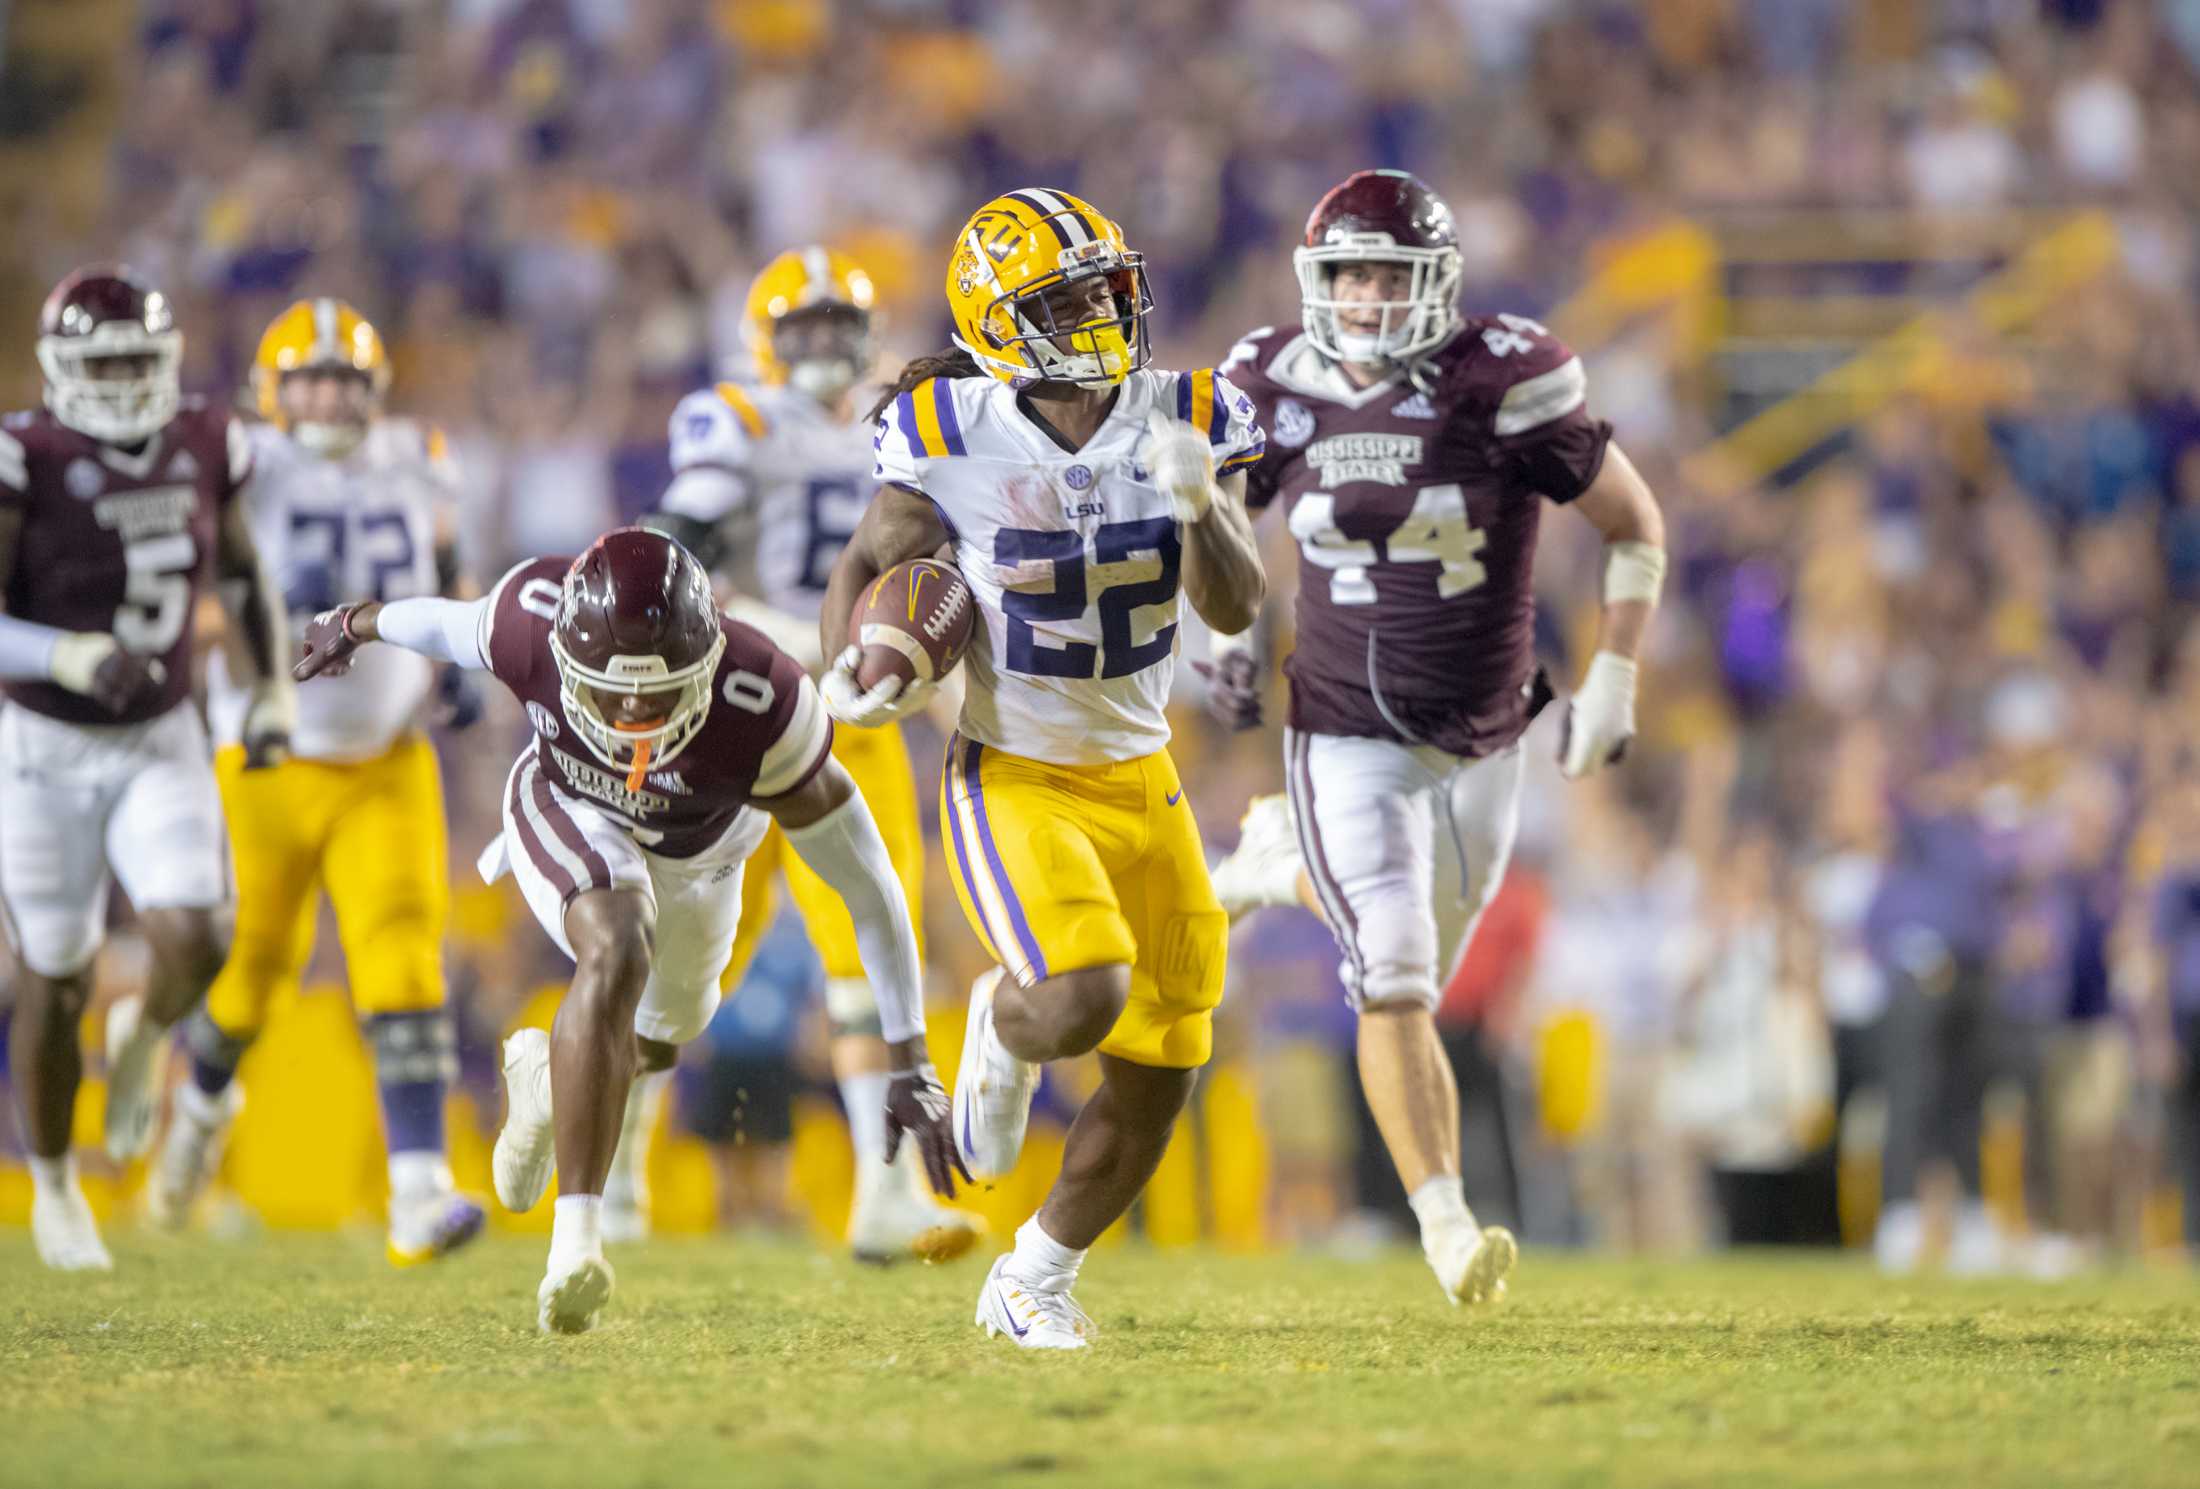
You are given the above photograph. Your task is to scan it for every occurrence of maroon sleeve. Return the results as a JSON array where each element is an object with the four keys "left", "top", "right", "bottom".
[
  {"left": 481, "top": 556, "right": 568, "bottom": 690},
  {"left": 1452, "top": 317, "right": 1612, "bottom": 504}
]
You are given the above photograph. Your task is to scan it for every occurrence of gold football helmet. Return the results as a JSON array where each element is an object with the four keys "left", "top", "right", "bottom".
[
  {"left": 253, "top": 298, "right": 389, "bottom": 457},
  {"left": 743, "top": 246, "right": 877, "bottom": 401},
  {"left": 945, "top": 188, "right": 1151, "bottom": 390}
]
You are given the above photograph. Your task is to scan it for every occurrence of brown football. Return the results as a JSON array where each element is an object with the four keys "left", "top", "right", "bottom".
[{"left": 853, "top": 558, "right": 977, "bottom": 690}]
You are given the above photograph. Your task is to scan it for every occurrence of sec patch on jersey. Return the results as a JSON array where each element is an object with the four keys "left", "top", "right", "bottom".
[{"left": 854, "top": 558, "right": 975, "bottom": 689}]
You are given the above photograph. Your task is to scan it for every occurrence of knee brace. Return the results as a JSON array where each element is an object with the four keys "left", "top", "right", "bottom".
[{"left": 363, "top": 1009, "right": 457, "bottom": 1086}]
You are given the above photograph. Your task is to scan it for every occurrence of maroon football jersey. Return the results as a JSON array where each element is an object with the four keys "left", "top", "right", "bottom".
[
  {"left": 1225, "top": 315, "right": 1610, "bottom": 758},
  {"left": 480, "top": 557, "right": 832, "bottom": 859},
  {"left": 0, "top": 399, "right": 250, "bottom": 724}
]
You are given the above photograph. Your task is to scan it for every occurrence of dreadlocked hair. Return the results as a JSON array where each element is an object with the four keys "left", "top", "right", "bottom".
[{"left": 866, "top": 346, "right": 983, "bottom": 426}]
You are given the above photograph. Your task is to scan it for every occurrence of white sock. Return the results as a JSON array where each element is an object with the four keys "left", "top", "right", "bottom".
[
  {"left": 841, "top": 1070, "right": 890, "bottom": 1173},
  {"left": 28, "top": 1153, "right": 75, "bottom": 1201},
  {"left": 605, "top": 1072, "right": 667, "bottom": 1205},
  {"left": 549, "top": 1193, "right": 604, "bottom": 1269},
  {"left": 388, "top": 1150, "right": 453, "bottom": 1207},
  {"left": 1005, "top": 1216, "right": 1085, "bottom": 1290},
  {"left": 1407, "top": 1174, "right": 1476, "bottom": 1260}
]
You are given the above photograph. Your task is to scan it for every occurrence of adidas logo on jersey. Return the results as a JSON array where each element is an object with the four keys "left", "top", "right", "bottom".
[
  {"left": 169, "top": 450, "right": 199, "bottom": 479},
  {"left": 1391, "top": 393, "right": 1438, "bottom": 420}
]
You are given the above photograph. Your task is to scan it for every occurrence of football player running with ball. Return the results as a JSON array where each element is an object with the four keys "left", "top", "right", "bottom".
[
  {"left": 820, "top": 189, "right": 1267, "bottom": 1351},
  {"left": 644, "top": 247, "right": 979, "bottom": 1264},
  {"left": 0, "top": 266, "right": 293, "bottom": 1271},
  {"left": 1209, "top": 170, "right": 1667, "bottom": 1307},
  {"left": 152, "top": 299, "right": 487, "bottom": 1267},
  {"left": 295, "top": 527, "right": 962, "bottom": 1334}
]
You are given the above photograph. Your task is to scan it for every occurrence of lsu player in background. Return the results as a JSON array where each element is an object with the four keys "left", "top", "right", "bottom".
[
  {"left": 821, "top": 189, "right": 1268, "bottom": 1349},
  {"left": 643, "top": 248, "right": 978, "bottom": 1264},
  {"left": 153, "top": 299, "right": 487, "bottom": 1266}
]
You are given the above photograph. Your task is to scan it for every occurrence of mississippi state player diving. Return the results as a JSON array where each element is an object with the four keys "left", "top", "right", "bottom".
[
  {"left": 0, "top": 266, "right": 293, "bottom": 1270},
  {"left": 643, "top": 246, "right": 978, "bottom": 1264},
  {"left": 294, "top": 527, "right": 962, "bottom": 1333},
  {"left": 1210, "top": 170, "right": 1667, "bottom": 1306}
]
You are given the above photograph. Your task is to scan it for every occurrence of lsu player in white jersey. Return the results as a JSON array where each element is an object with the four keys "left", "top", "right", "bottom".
[
  {"left": 820, "top": 189, "right": 1268, "bottom": 1349},
  {"left": 156, "top": 299, "right": 486, "bottom": 1266},
  {"left": 643, "top": 247, "right": 979, "bottom": 1263}
]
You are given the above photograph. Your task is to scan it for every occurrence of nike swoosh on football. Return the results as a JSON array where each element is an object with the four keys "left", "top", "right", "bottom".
[{"left": 1165, "top": 788, "right": 1183, "bottom": 806}]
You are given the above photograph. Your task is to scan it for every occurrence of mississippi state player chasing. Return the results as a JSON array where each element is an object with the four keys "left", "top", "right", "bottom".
[
  {"left": 153, "top": 298, "right": 487, "bottom": 1268},
  {"left": 1208, "top": 170, "right": 1667, "bottom": 1307},
  {"left": 641, "top": 247, "right": 979, "bottom": 1264},
  {"left": 294, "top": 527, "right": 961, "bottom": 1334},
  {"left": 0, "top": 266, "right": 293, "bottom": 1271}
]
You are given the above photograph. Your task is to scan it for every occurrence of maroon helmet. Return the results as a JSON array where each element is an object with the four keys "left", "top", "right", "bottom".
[
  {"left": 551, "top": 527, "right": 726, "bottom": 774},
  {"left": 1293, "top": 169, "right": 1463, "bottom": 365},
  {"left": 37, "top": 264, "right": 184, "bottom": 444}
]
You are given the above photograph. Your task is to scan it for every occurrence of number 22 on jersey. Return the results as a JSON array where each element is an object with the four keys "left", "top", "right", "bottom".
[
  {"left": 1288, "top": 484, "right": 1488, "bottom": 605},
  {"left": 994, "top": 518, "right": 1180, "bottom": 680}
]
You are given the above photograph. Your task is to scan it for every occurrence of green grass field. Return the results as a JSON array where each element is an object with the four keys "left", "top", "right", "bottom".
[{"left": 5, "top": 1233, "right": 2198, "bottom": 1488}]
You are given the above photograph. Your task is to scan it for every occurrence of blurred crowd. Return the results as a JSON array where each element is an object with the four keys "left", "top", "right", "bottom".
[{"left": 3, "top": 0, "right": 2200, "bottom": 1268}]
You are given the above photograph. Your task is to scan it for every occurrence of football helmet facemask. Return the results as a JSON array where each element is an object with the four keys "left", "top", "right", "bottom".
[{"left": 1295, "top": 169, "right": 1463, "bottom": 366}]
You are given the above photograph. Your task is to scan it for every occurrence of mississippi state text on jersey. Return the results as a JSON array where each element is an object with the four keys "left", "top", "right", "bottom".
[
  {"left": 1224, "top": 315, "right": 1609, "bottom": 757},
  {"left": 0, "top": 398, "right": 251, "bottom": 725},
  {"left": 479, "top": 557, "right": 832, "bottom": 858},
  {"left": 207, "top": 419, "right": 450, "bottom": 760},
  {"left": 661, "top": 382, "right": 875, "bottom": 621},
  {"left": 871, "top": 367, "right": 1263, "bottom": 766}
]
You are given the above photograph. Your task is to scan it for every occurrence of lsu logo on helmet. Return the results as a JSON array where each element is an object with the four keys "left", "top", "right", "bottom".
[{"left": 944, "top": 188, "right": 1153, "bottom": 391}]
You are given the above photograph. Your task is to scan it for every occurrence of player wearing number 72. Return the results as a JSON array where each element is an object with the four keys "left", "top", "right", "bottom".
[
  {"left": 819, "top": 186, "right": 1267, "bottom": 1351},
  {"left": 1206, "top": 169, "right": 1669, "bottom": 1309},
  {"left": 151, "top": 299, "right": 490, "bottom": 1268}
]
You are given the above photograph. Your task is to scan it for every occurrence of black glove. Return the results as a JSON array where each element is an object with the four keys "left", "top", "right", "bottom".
[
  {"left": 1193, "top": 650, "right": 1263, "bottom": 732},
  {"left": 884, "top": 1062, "right": 972, "bottom": 1200},
  {"left": 88, "top": 650, "right": 167, "bottom": 717}
]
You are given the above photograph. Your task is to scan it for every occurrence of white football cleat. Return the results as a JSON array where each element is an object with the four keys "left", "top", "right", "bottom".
[
  {"left": 103, "top": 995, "right": 169, "bottom": 1162},
  {"left": 975, "top": 1253, "right": 1092, "bottom": 1350},
  {"left": 387, "top": 1193, "right": 487, "bottom": 1269},
  {"left": 1435, "top": 1224, "right": 1518, "bottom": 1306},
  {"left": 146, "top": 1081, "right": 242, "bottom": 1229},
  {"left": 951, "top": 968, "right": 1039, "bottom": 1180},
  {"left": 32, "top": 1184, "right": 114, "bottom": 1273},
  {"left": 537, "top": 1253, "right": 615, "bottom": 1335},
  {"left": 493, "top": 1029, "right": 556, "bottom": 1212},
  {"left": 1210, "top": 794, "right": 1305, "bottom": 921},
  {"left": 850, "top": 1160, "right": 983, "bottom": 1266}
]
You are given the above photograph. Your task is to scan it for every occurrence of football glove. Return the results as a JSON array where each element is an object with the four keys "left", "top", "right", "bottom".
[
  {"left": 49, "top": 633, "right": 167, "bottom": 717},
  {"left": 1145, "top": 409, "right": 1216, "bottom": 525},
  {"left": 821, "top": 644, "right": 935, "bottom": 728},
  {"left": 883, "top": 1061, "right": 971, "bottom": 1200},
  {"left": 1559, "top": 650, "right": 1638, "bottom": 779},
  {"left": 295, "top": 603, "right": 369, "bottom": 681}
]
